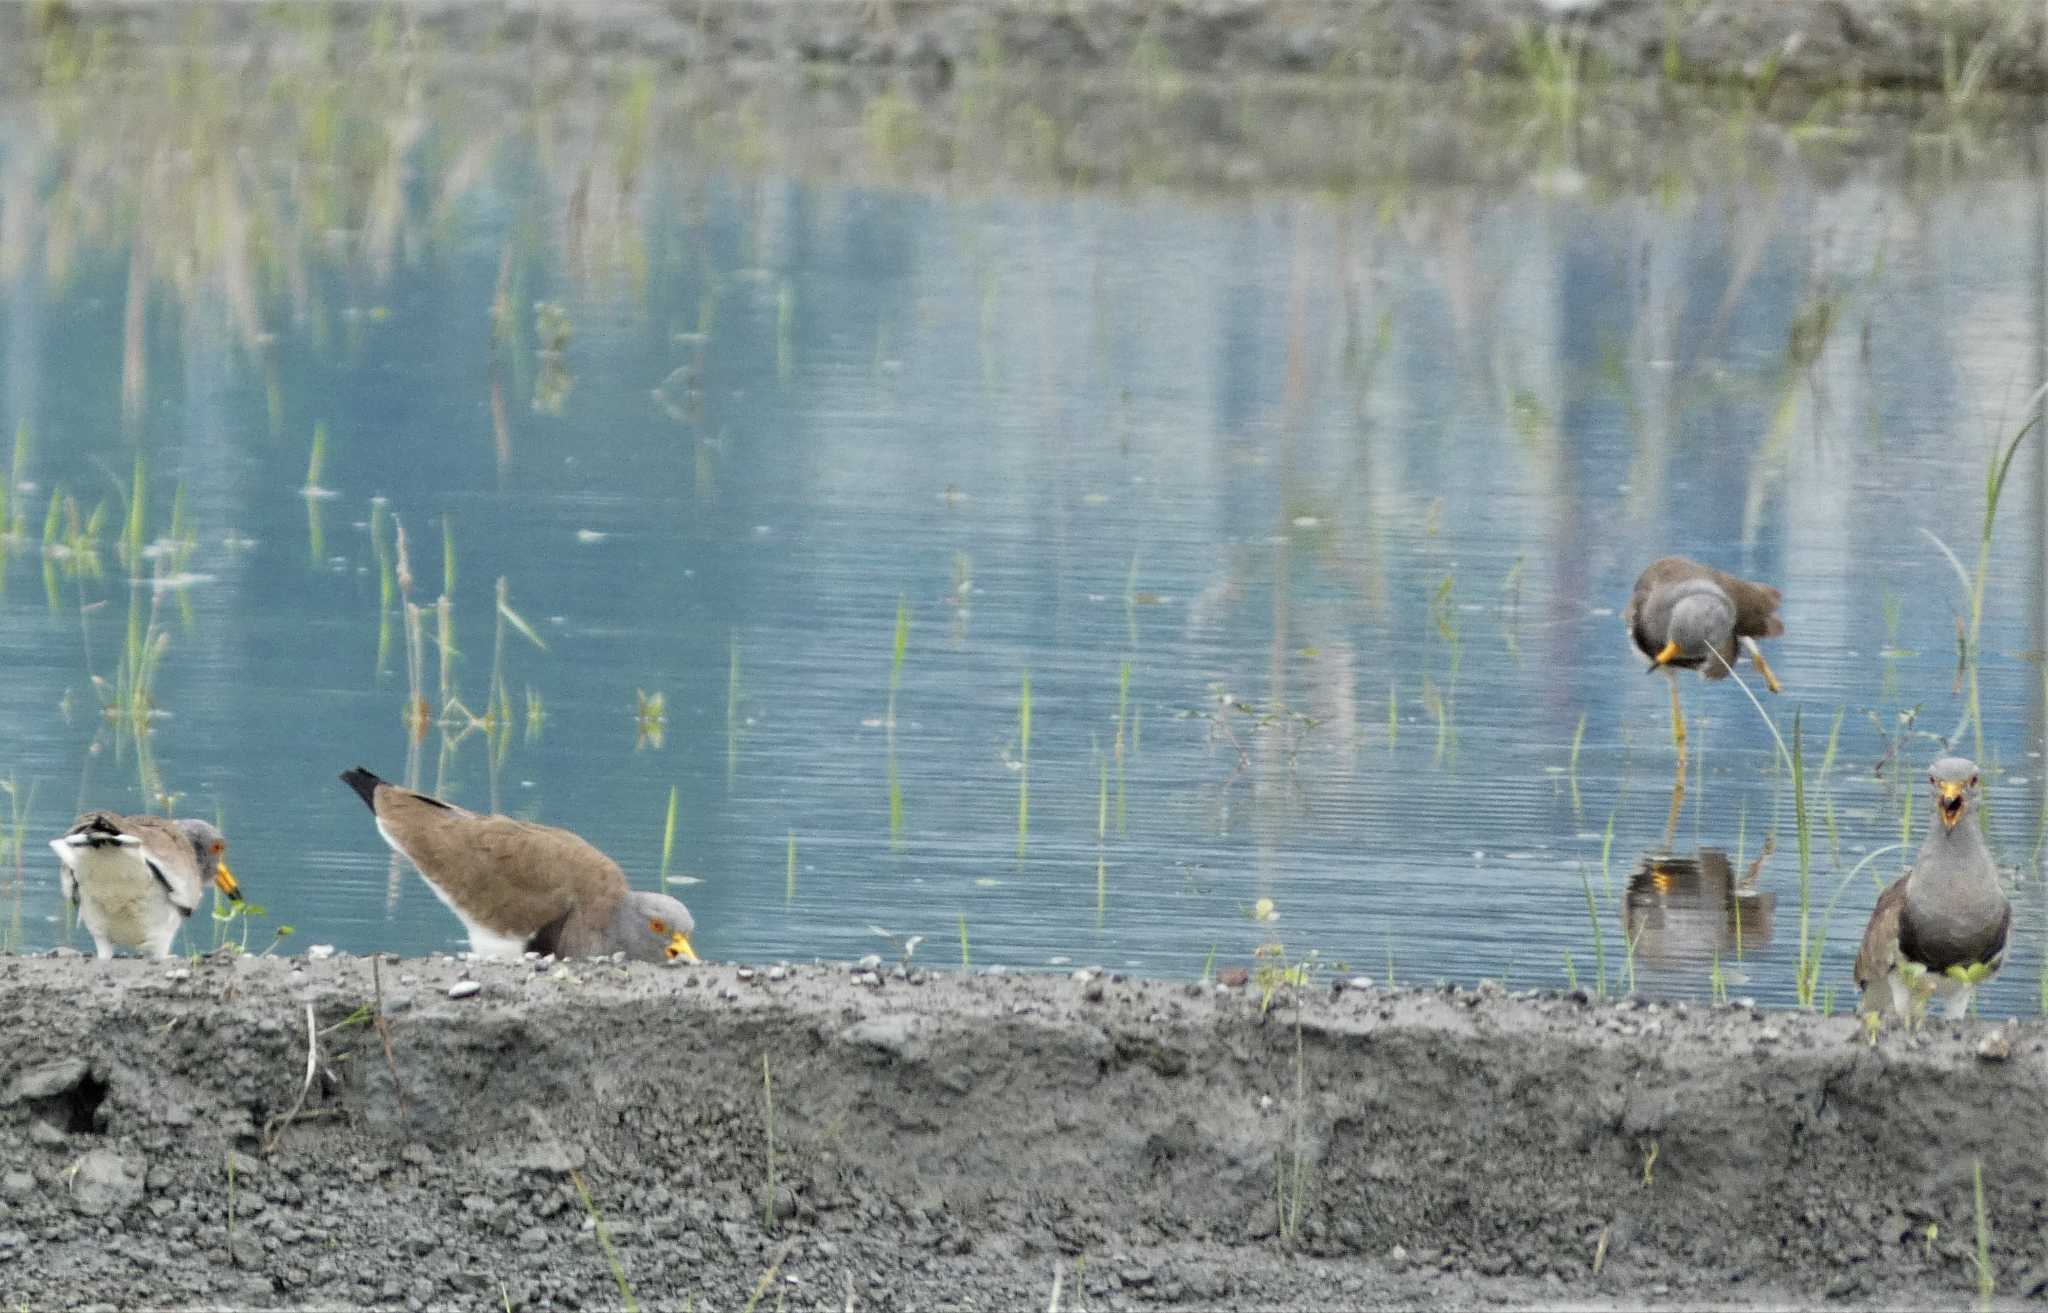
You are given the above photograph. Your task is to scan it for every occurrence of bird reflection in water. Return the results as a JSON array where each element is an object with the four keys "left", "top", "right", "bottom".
[{"left": 1623, "top": 847, "right": 1775, "bottom": 974}]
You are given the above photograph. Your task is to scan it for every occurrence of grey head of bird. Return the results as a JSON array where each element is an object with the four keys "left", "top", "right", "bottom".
[
  {"left": 611, "top": 890, "right": 698, "bottom": 964},
  {"left": 1649, "top": 584, "right": 1735, "bottom": 672},
  {"left": 1926, "top": 756, "right": 1980, "bottom": 832},
  {"left": 175, "top": 819, "right": 242, "bottom": 901}
]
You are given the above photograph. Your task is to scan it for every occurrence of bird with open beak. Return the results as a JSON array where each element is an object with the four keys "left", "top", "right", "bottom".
[{"left": 1855, "top": 757, "right": 2009, "bottom": 1036}]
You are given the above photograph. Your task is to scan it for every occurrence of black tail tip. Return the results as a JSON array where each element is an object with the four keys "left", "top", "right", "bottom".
[{"left": 339, "top": 767, "right": 384, "bottom": 810}]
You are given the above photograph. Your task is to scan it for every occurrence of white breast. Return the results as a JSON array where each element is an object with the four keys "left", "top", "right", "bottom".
[{"left": 62, "top": 843, "right": 183, "bottom": 952}]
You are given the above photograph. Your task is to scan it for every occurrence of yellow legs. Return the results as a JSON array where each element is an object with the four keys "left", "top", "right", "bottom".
[
  {"left": 1741, "top": 636, "right": 1783, "bottom": 695},
  {"left": 1661, "top": 671, "right": 1688, "bottom": 844}
]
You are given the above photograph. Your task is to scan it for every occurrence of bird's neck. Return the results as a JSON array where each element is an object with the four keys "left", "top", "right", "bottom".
[{"left": 1906, "top": 820, "right": 1999, "bottom": 914}]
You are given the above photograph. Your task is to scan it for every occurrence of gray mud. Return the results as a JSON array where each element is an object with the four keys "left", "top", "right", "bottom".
[
  {"left": 3, "top": 0, "right": 2038, "bottom": 201},
  {"left": 21, "top": 0, "right": 2048, "bottom": 94},
  {"left": 1, "top": 953, "right": 2043, "bottom": 1309}
]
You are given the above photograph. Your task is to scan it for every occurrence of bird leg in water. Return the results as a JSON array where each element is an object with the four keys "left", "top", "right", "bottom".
[
  {"left": 1741, "top": 636, "right": 1783, "bottom": 695},
  {"left": 1667, "top": 676, "right": 1688, "bottom": 753},
  {"left": 1661, "top": 775, "right": 1685, "bottom": 850}
]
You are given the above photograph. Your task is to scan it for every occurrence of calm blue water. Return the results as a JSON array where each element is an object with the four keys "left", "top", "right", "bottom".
[{"left": 2, "top": 53, "right": 2046, "bottom": 1015}]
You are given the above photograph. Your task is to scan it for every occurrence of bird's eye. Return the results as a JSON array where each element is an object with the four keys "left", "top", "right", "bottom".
[
  {"left": 210, "top": 841, "right": 225, "bottom": 855},
  {"left": 1971, "top": 775, "right": 1979, "bottom": 787},
  {"left": 649, "top": 919, "right": 667, "bottom": 934}
]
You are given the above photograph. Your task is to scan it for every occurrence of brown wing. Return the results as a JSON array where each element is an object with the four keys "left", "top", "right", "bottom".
[
  {"left": 63, "top": 808, "right": 149, "bottom": 841},
  {"left": 1854, "top": 876, "right": 1907, "bottom": 993},
  {"left": 1699, "top": 564, "right": 1784, "bottom": 642},
  {"left": 66, "top": 812, "right": 206, "bottom": 912},
  {"left": 373, "top": 785, "right": 629, "bottom": 938}
]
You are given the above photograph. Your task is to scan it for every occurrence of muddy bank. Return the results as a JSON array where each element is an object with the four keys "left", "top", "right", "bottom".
[
  {"left": 15, "top": 0, "right": 2048, "bottom": 95},
  {"left": 2, "top": 0, "right": 2037, "bottom": 200},
  {"left": 0, "top": 952, "right": 2042, "bottom": 1309}
]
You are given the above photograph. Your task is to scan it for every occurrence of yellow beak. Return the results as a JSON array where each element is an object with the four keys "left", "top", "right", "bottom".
[
  {"left": 213, "top": 861, "right": 243, "bottom": 902},
  {"left": 1653, "top": 640, "right": 1682, "bottom": 667},
  {"left": 667, "top": 931, "right": 699, "bottom": 963},
  {"left": 1936, "top": 780, "right": 1965, "bottom": 827}
]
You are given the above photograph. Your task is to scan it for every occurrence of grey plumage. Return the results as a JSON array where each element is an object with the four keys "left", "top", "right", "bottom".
[
  {"left": 1855, "top": 757, "right": 2009, "bottom": 1024},
  {"left": 1624, "top": 556, "right": 1785, "bottom": 686}
]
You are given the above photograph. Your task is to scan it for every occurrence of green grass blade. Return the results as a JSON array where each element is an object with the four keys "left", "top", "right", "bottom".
[{"left": 658, "top": 786, "right": 678, "bottom": 894}]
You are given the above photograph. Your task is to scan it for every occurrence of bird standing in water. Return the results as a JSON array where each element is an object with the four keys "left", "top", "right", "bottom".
[{"left": 1624, "top": 556, "right": 1785, "bottom": 757}]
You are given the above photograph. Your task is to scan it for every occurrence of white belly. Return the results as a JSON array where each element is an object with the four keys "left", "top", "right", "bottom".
[{"left": 69, "top": 845, "right": 182, "bottom": 953}]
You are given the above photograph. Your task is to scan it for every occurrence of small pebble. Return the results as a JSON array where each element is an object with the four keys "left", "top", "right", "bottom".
[
  {"left": 736, "top": 968, "right": 757, "bottom": 982},
  {"left": 856, "top": 954, "right": 883, "bottom": 973},
  {"left": 163, "top": 969, "right": 191, "bottom": 983},
  {"left": 856, "top": 972, "right": 882, "bottom": 989},
  {"left": 766, "top": 965, "right": 788, "bottom": 981},
  {"left": 447, "top": 981, "right": 482, "bottom": 1000},
  {"left": 307, "top": 945, "right": 336, "bottom": 961}
]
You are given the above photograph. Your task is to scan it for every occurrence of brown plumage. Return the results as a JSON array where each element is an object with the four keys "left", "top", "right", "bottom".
[
  {"left": 1853, "top": 879, "right": 1907, "bottom": 1002},
  {"left": 340, "top": 768, "right": 697, "bottom": 964},
  {"left": 49, "top": 811, "right": 241, "bottom": 959},
  {"left": 1624, "top": 556, "right": 1785, "bottom": 683}
]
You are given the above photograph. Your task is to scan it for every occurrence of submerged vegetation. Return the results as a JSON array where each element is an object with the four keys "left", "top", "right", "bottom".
[{"left": 0, "top": 2, "right": 2042, "bottom": 1021}]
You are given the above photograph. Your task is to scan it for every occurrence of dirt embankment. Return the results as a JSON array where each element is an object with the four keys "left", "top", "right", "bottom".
[
  {"left": 18, "top": 0, "right": 2048, "bottom": 95},
  {"left": 0, "top": 952, "right": 2042, "bottom": 1310}
]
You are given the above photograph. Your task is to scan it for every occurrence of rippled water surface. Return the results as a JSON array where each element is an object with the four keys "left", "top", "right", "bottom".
[{"left": 3, "top": 33, "right": 2047, "bottom": 1015}]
